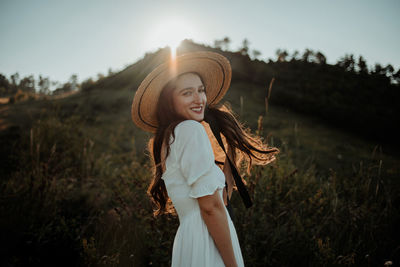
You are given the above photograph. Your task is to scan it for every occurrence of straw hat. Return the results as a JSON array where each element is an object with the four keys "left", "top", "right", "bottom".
[{"left": 131, "top": 51, "right": 232, "bottom": 132}]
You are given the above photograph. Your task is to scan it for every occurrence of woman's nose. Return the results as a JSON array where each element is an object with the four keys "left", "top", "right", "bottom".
[{"left": 193, "top": 91, "right": 202, "bottom": 103}]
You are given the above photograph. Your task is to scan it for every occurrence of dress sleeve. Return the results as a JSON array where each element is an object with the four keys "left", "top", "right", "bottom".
[{"left": 175, "top": 120, "right": 225, "bottom": 198}]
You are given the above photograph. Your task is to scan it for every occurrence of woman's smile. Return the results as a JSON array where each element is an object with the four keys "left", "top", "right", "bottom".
[{"left": 190, "top": 105, "right": 203, "bottom": 113}]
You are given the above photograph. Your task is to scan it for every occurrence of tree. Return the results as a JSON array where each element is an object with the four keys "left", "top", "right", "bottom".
[
  {"left": 81, "top": 78, "right": 94, "bottom": 92},
  {"left": 275, "top": 49, "right": 288, "bottom": 62},
  {"left": 337, "top": 54, "right": 355, "bottom": 72},
  {"left": 290, "top": 50, "right": 300, "bottom": 61},
  {"left": 315, "top": 51, "right": 327, "bottom": 64},
  {"left": 0, "top": 74, "right": 11, "bottom": 96},
  {"left": 214, "top": 39, "right": 223, "bottom": 49},
  {"left": 10, "top": 72, "right": 20, "bottom": 93},
  {"left": 372, "top": 63, "right": 385, "bottom": 75},
  {"left": 19, "top": 75, "right": 35, "bottom": 93},
  {"left": 393, "top": 68, "right": 400, "bottom": 84},
  {"left": 347, "top": 54, "right": 356, "bottom": 72},
  {"left": 302, "top": 48, "right": 314, "bottom": 63},
  {"left": 69, "top": 74, "right": 79, "bottom": 91},
  {"left": 51, "top": 76, "right": 78, "bottom": 95},
  {"left": 252, "top": 49, "right": 261, "bottom": 60},
  {"left": 38, "top": 75, "right": 50, "bottom": 95},
  {"left": 357, "top": 56, "right": 368, "bottom": 74},
  {"left": 97, "top": 73, "right": 105, "bottom": 81},
  {"left": 222, "top": 37, "right": 231, "bottom": 51},
  {"left": 383, "top": 64, "right": 394, "bottom": 76},
  {"left": 239, "top": 38, "right": 250, "bottom": 56},
  {"left": 53, "top": 82, "right": 73, "bottom": 95},
  {"left": 108, "top": 68, "right": 114, "bottom": 76},
  {"left": 213, "top": 36, "right": 231, "bottom": 51}
]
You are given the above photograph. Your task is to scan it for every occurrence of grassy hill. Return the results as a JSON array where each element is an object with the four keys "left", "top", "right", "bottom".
[
  {"left": 0, "top": 41, "right": 399, "bottom": 266},
  {"left": 1, "top": 40, "right": 398, "bottom": 176}
]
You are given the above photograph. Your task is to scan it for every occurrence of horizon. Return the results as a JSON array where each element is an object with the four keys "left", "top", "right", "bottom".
[{"left": 1, "top": 0, "right": 399, "bottom": 85}]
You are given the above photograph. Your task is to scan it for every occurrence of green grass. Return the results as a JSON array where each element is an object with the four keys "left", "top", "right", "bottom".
[
  {"left": 224, "top": 81, "right": 399, "bottom": 180},
  {"left": 0, "top": 80, "right": 399, "bottom": 266},
  {"left": 4, "top": 80, "right": 398, "bottom": 177}
]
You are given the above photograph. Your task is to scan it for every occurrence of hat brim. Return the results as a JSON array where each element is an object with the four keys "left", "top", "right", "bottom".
[{"left": 131, "top": 51, "right": 232, "bottom": 133}]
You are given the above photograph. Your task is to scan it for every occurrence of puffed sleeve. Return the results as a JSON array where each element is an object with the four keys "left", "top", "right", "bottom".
[{"left": 175, "top": 120, "right": 225, "bottom": 198}]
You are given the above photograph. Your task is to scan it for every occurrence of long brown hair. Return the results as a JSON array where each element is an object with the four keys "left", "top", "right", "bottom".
[{"left": 147, "top": 73, "right": 279, "bottom": 216}]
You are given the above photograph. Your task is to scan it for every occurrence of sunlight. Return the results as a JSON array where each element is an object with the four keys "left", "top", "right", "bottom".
[{"left": 147, "top": 19, "right": 196, "bottom": 59}]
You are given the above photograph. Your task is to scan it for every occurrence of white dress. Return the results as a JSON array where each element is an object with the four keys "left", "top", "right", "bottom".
[{"left": 161, "top": 120, "right": 245, "bottom": 267}]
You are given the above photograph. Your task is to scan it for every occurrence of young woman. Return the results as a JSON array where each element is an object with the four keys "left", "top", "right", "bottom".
[{"left": 131, "top": 51, "right": 279, "bottom": 267}]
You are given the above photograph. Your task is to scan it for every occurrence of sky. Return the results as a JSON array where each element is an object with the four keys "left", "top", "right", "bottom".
[{"left": 0, "top": 0, "right": 399, "bottom": 86}]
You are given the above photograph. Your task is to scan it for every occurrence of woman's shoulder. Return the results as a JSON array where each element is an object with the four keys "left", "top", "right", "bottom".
[
  {"left": 175, "top": 120, "right": 205, "bottom": 135},
  {"left": 173, "top": 120, "right": 209, "bottom": 146},
  {"left": 172, "top": 120, "right": 214, "bottom": 163},
  {"left": 176, "top": 119, "right": 203, "bottom": 129}
]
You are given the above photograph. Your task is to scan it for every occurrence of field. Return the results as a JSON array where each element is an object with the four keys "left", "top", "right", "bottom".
[
  {"left": 0, "top": 69, "right": 399, "bottom": 266},
  {"left": 0, "top": 43, "right": 400, "bottom": 266}
]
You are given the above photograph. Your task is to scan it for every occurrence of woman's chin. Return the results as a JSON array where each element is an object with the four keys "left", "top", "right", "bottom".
[{"left": 187, "top": 113, "right": 204, "bottom": 122}]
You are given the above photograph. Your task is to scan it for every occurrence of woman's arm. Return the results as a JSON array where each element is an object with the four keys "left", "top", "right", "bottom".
[{"left": 198, "top": 190, "right": 238, "bottom": 267}]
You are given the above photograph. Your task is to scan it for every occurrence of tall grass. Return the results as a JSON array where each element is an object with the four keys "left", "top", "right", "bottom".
[
  {"left": 0, "top": 110, "right": 398, "bottom": 266},
  {"left": 233, "top": 140, "right": 398, "bottom": 266}
]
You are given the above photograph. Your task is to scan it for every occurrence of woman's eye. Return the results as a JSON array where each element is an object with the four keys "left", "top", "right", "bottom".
[
  {"left": 183, "top": 91, "right": 191, "bottom": 96},
  {"left": 199, "top": 88, "right": 205, "bottom": 93}
]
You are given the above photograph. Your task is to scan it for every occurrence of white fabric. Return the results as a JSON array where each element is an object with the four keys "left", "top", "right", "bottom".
[{"left": 161, "top": 120, "right": 245, "bottom": 267}]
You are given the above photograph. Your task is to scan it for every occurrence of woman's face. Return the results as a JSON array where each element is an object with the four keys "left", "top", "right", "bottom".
[{"left": 172, "top": 73, "right": 207, "bottom": 122}]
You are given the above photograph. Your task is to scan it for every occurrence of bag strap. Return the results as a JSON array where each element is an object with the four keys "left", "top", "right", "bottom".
[
  {"left": 225, "top": 181, "right": 235, "bottom": 221},
  {"left": 208, "top": 119, "right": 253, "bottom": 209},
  {"left": 215, "top": 160, "right": 235, "bottom": 220}
]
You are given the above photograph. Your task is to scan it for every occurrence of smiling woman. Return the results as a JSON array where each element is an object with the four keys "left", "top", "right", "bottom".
[
  {"left": 131, "top": 51, "right": 279, "bottom": 266},
  {"left": 146, "top": 19, "right": 199, "bottom": 58}
]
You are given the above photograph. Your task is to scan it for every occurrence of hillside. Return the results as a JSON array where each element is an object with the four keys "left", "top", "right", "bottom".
[
  {"left": 1, "top": 40, "right": 399, "bottom": 266},
  {"left": 1, "top": 39, "right": 399, "bottom": 151},
  {"left": 1, "top": 40, "right": 399, "bottom": 179},
  {"left": 75, "top": 39, "right": 400, "bottom": 146}
]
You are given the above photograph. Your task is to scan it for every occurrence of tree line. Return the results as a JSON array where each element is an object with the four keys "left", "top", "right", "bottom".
[
  {"left": 1, "top": 36, "right": 399, "bottom": 99},
  {"left": 0, "top": 73, "right": 79, "bottom": 97},
  {"left": 213, "top": 36, "right": 400, "bottom": 83},
  {"left": 0, "top": 69, "right": 117, "bottom": 99}
]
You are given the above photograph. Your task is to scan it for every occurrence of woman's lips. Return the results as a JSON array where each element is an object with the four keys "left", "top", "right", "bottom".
[{"left": 190, "top": 106, "right": 203, "bottom": 113}]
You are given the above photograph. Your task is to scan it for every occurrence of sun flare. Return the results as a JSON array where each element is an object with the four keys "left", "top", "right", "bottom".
[{"left": 149, "top": 19, "right": 196, "bottom": 59}]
